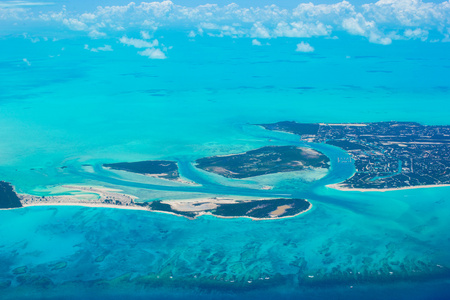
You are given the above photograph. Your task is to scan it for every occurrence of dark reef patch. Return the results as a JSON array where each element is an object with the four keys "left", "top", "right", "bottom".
[
  {"left": 2, "top": 262, "right": 449, "bottom": 297},
  {"left": 12, "top": 266, "right": 27, "bottom": 275},
  {"left": 49, "top": 262, "right": 67, "bottom": 271},
  {"left": 0, "top": 280, "right": 11, "bottom": 289},
  {"left": 293, "top": 86, "right": 315, "bottom": 90}
]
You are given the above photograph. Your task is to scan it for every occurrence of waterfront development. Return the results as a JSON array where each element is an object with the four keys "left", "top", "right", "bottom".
[
  {"left": 260, "top": 122, "right": 450, "bottom": 190},
  {"left": 1, "top": 0, "right": 450, "bottom": 299}
]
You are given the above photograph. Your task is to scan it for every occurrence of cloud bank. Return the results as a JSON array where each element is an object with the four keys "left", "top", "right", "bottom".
[{"left": 2, "top": 0, "right": 450, "bottom": 46}]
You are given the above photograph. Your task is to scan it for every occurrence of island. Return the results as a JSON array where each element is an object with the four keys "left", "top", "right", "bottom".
[
  {"left": 0, "top": 181, "right": 23, "bottom": 209},
  {"left": 195, "top": 146, "right": 330, "bottom": 179},
  {"left": 259, "top": 121, "right": 450, "bottom": 190},
  {"left": 0, "top": 182, "right": 311, "bottom": 220},
  {"left": 103, "top": 160, "right": 179, "bottom": 181},
  {"left": 137, "top": 197, "right": 312, "bottom": 220}
]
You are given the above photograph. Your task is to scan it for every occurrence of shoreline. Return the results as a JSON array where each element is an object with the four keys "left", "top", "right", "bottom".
[
  {"left": 327, "top": 183, "right": 450, "bottom": 192},
  {"left": 1, "top": 182, "right": 314, "bottom": 221},
  {"left": 3, "top": 201, "right": 313, "bottom": 221},
  {"left": 2, "top": 195, "right": 313, "bottom": 221},
  {"left": 205, "top": 201, "right": 313, "bottom": 221},
  {"left": 146, "top": 201, "right": 313, "bottom": 221},
  {"left": 21, "top": 202, "right": 150, "bottom": 211}
]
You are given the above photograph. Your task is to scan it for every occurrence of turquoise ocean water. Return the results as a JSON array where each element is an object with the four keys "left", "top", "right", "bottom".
[{"left": 1, "top": 31, "right": 450, "bottom": 299}]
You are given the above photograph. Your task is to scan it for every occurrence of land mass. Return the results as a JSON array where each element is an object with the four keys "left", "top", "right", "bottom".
[
  {"left": 103, "top": 160, "right": 179, "bottom": 181},
  {"left": 0, "top": 181, "right": 23, "bottom": 209},
  {"left": 136, "top": 197, "right": 311, "bottom": 220},
  {"left": 259, "top": 121, "right": 450, "bottom": 190},
  {"left": 195, "top": 146, "right": 330, "bottom": 179},
  {"left": 1, "top": 182, "right": 311, "bottom": 220}
]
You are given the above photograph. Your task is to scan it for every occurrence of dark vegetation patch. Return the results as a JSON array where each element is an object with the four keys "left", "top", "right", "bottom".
[
  {"left": 195, "top": 146, "right": 329, "bottom": 179},
  {"left": 0, "top": 181, "right": 22, "bottom": 209}
]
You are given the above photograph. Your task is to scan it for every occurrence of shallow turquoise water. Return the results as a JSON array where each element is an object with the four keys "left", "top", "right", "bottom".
[{"left": 1, "top": 31, "right": 450, "bottom": 298}]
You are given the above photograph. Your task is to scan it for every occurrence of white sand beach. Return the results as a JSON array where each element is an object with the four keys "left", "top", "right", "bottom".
[{"left": 327, "top": 183, "right": 450, "bottom": 192}]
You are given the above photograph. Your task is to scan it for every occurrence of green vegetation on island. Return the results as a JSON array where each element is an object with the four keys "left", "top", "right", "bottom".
[
  {"left": 137, "top": 198, "right": 311, "bottom": 220},
  {"left": 0, "top": 181, "right": 23, "bottom": 209},
  {"left": 195, "top": 146, "right": 330, "bottom": 179}
]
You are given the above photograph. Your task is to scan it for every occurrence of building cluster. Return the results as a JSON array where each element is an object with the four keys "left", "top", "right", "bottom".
[{"left": 262, "top": 121, "right": 450, "bottom": 189}]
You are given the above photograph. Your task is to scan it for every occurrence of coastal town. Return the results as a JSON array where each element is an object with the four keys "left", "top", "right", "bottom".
[{"left": 260, "top": 121, "right": 450, "bottom": 189}]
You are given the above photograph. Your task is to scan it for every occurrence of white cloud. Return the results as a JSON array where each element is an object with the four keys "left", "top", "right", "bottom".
[
  {"left": 274, "top": 21, "right": 331, "bottom": 38},
  {"left": 2, "top": 0, "right": 450, "bottom": 46},
  {"left": 252, "top": 39, "right": 261, "bottom": 46},
  {"left": 22, "top": 33, "right": 40, "bottom": 43},
  {"left": 140, "top": 30, "right": 151, "bottom": 39},
  {"left": 200, "top": 22, "right": 219, "bottom": 30},
  {"left": 250, "top": 22, "right": 271, "bottom": 38},
  {"left": 342, "top": 13, "right": 392, "bottom": 45},
  {"left": 295, "top": 41, "right": 314, "bottom": 52},
  {"left": 0, "top": 7, "right": 29, "bottom": 20},
  {"left": 293, "top": 1, "right": 355, "bottom": 20},
  {"left": 368, "top": 31, "right": 392, "bottom": 45},
  {"left": 138, "top": 48, "right": 167, "bottom": 59},
  {"left": 198, "top": 22, "right": 245, "bottom": 37},
  {"left": 188, "top": 30, "right": 196, "bottom": 38},
  {"left": 342, "top": 14, "right": 374, "bottom": 36},
  {"left": 79, "top": 12, "right": 96, "bottom": 22},
  {"left": 141, "top": 20, "right": 158, "bottom": 31},
  {"left": 62, "top": 18, "right": 88, "bottom": 31},
  {"left": 404, "top": 28, "right": 428, "bottom": 41},
  {"left": 120, "top": 35, "right": 166, "bottom": 59},
  {"left": 362, "top": 0, "right": 448, "bottom": 27},
  {"left": 119, "top": 36, "right": 159, "bottom": 48},
  {"left": 441, "top": 27, "right": 450, "bottom": 42},
  {"left": 85, "top": 44, "right": 113, "bottom": 52},
  {"left": 22, "top": 58, "right": 31, "bottom": 66},
  {"left": 88, "top": 29, "right": 106, "bottom": 38},
  {"left": 92, "top": 45, "right": 113, "bottom": 52},
  {"left": 0, "top": 1, "right": 53, "bottom": 8}
]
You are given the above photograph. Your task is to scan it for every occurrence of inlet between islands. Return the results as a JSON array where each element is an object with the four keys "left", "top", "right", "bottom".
[{"left": 3, "top": 120, "right": 449, "bottom": 219}]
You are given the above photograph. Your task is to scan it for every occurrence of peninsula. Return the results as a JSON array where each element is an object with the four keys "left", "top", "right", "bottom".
[
  {"left": 195, "top": 146, "right": 330, "bottom": 179},
  {"left": 260, "top": 121, "right": 450, "bottom": 190},
  {"left": 0, "top": 182, "right": 312, "bottom": 220}
]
